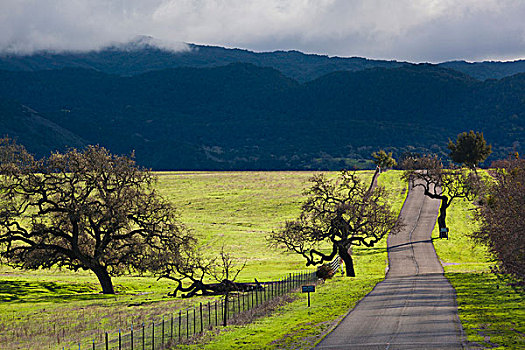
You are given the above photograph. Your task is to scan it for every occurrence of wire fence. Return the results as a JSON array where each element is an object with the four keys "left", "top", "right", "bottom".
[{"left": 63, "top": 270, "right": 318, "bottom": 350}]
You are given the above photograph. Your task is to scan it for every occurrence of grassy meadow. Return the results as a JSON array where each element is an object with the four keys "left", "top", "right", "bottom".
[
  {"left": 0, "top": 170, "right": 384, "bottom": 349},
  {"left": 431, "top": 186, "right": 525, "bottom": 349},
  {"left": 0, "top": 170, "right": 522, "bottom": 349}
]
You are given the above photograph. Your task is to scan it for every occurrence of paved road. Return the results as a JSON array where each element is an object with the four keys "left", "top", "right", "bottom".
[{"left": 316, "top": 184, "right": 465, "bottom": 349}]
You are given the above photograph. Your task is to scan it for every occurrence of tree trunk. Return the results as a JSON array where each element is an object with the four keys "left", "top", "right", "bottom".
[
  {"left": 367, "top": 167, "right": 380, "bottom": 194},
  {"left": 437, "top": 197, "right": 449, "bottom": 231},
  {"left": 338, "top": 245, "right": 355, "bottom": 277},
  {"left": 92, "top": 265, "right": 115, "bottom": 294}
]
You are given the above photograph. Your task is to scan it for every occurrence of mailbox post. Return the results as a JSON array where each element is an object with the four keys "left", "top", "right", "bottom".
[{"left": 302, "top": 285, "right": 315, "bottom": 307}]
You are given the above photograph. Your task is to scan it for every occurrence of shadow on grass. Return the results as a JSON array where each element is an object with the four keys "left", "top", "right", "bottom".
[
  {"left": 447, "top": 272, "right": 525, "bottom": 349},
  {"left": 355, "top": 247, "right": 387, "bottom": 256},
  {"left": 0, "top": 280, "right": 111, "bottom": 303}
]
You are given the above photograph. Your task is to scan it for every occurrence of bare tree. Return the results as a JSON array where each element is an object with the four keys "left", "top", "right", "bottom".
[
  {"left": 268, "top": 170, "right": 402, "bottom": 277},
  {"left": 472, "top": 155, "right": 525, "bottom": 285},
  {"left": 146, "top": 244, "right": 248, "bottom": 298},
  {"left": 0, "top": 140, "right": 195, "bottom": 294},
  {"left": 401, "top": 155, "right": 480, "bottom": 235}
]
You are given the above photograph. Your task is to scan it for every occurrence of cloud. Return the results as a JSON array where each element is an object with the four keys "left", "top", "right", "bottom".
[{"left": 0, "top": 0, "right": 524, "bottom": 61}]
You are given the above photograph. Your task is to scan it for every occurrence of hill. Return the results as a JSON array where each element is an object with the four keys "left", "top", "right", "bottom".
[
  {"left": 0, "top": 98, "right": 86, "bottom": 157},
  {"left": 1, "top": 38, "right": 524, "bottom": 82},
  {"left": 0, "top": 63, "right": 523, "bottom": 169}
]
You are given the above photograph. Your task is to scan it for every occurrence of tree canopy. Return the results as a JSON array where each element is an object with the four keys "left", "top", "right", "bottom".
[
  {"left": 371, "top": 149, "right": 397, "bottom": 170},
  {"left": 268, "top": 171, "right": 401, "bottom": 277},
  {"left": 448, "top": 130, "right": 492, "bottom": 169},
  {"left": 0, "top": 140, "right": 195, "bottom": 294},
  {"left": 472, "top": 155, "right": 525, "bottom": 286},
  {"left": 401, "top": 154, "right": 480, "bottom": 235}
]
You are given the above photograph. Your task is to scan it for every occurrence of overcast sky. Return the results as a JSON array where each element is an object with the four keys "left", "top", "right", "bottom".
[{"left": 1, "top": 0, "right": 524, "bottom": 62}]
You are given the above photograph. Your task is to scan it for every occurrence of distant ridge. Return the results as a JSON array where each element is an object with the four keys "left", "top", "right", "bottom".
[
  {"left": 1, "top": 38, "right": 524, "bottom": 82},
  {"left": 0, "top": 63, "right": 522, "bottom": 170},
  {"left": 0, "top": 98, "right": 86, "bottom": 157}
]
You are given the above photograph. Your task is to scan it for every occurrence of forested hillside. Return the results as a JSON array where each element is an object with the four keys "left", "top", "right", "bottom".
[
  {"left": 0, "top": 63, "right": 523, "bottom": 170},
  {"left": 1, "top": 39, "right": 524, "bottom": 82}
]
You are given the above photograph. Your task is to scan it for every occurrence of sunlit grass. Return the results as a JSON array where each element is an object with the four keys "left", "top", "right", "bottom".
[
  {"left": 170, "top": 170, "right": 408, "bottom": 349},
  {"left": 0, "top": 170, "right": 389, "bottom": 349},
  {"left": 0, "top": 171, "right": 325, "bottom": 349},
  {"left": 430, "top": 176, "right": 525, "bottom": 349}
]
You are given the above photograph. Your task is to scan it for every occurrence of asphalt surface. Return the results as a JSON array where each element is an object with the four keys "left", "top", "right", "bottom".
[{"left": 316, "top": 183, "right": 465, "bottom": 349}]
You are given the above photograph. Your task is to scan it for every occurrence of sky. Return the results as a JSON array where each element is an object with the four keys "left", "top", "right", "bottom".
[{"left": 1, "top": 0, "right": 524, "bottom": 63}]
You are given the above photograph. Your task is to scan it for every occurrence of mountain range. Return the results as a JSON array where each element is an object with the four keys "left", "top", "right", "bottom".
[{"left": 0, "top": 40, "right": 523, "bottom": 170}]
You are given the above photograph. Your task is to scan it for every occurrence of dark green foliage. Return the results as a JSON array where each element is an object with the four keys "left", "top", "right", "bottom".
[
  {"left": 448, "top": 131, "right": 492, "bottom": 169},
  {"left": 440, "top": 60, "right": 525, "bottom": 81},
  {"left": 371, "top": 150, "right": 397, "bottom": 169},
  {"left": 1, "top": 42, "right": 525, "bottom": 82},
  {"left": 0, "top": 98, "right": 86, "bottom": 157},
  {"left": 0, "top": 64, "right": 522, "bottom": 170}
]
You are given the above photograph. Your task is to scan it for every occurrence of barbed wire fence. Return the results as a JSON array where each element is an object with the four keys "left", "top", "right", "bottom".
[{"left": 63, "top": 266, "right": 330, "bottom": 350}]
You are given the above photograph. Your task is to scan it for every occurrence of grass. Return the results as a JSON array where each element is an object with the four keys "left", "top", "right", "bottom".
[
  {"left": 0, "top": 170, "right": 402, "bottom": 349},
  {"left": 4, "top": 169, "right": 521, "bottom": 349},
  {"left": 179, "top": 273, "right": 385, "bottom": 350},
  {"left": 431, "top": 186, "right": 525, "bottom": 349},
  {"left": 167, "top": 170, "right": 408, "bottom": 349},
  {"left": 0, "top": 171, "right": 353, "bottom": 349}
]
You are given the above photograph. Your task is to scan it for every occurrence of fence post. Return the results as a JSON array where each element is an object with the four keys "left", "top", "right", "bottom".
[
  {"left": 178, "top": 310, "right": 182, "bottom": 342},
  {"left": 200, "top": 302, "right": 203, "bottom": 333},
  {"left": 215, "top": 301, "right": 218, "bottom": 326},
  {"left": 152, "top": 321, "right": 155, "bottom": 350},
  {"left": 208, "top": 302, "right": 211, "bottom": 328},
  {"left": 119, "top": 329, "right": 122, "bottom": 350},
  {"left": 171, "top": 313, "right": 173, "bottom": 339},
  {"left": 105, "top": 332, "right": 108, "bottom": 350},
  {"left": 162, "top": 316, "right": 165, "bottom": 346},
  {"left": 193, "top": 306, "right": 196, "bottom": 335},
  {"left": 186, "top": 309, "right": 189, "bottom": 339},
  {"left": 131, "top": 324, "right": 134, "bottom": 350},
  {"left": 93, "top": 338, "right": 95, "bottom": 350},
  {"left": 223, "top": 295, "right": 228, "bottom": 327},
  {"left": 142, "top": 322, "right": 145, "bottom": 350}
]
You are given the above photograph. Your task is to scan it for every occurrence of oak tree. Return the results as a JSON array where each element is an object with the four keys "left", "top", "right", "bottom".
[
  {"left": 268, "top": 171, "right": 401, "bottom": 277},
  {"left": 0, "top": 140, "right": 195, "bottom": 294},
  {"left": 371, "top": 150, "right": 397, "bottom": 170},
  {"left": 448, "top": 130, "right": 492, "bottom": 170},
  {"left": 145, "top": 245, "right": 249, "bottom": 298},
  {"left": 401, "top": 154, "right": 480, "bottom": 234}
]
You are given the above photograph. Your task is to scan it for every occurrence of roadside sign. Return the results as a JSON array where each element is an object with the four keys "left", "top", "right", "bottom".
[
  {"left": 302, "top": 285, "right": 315, "bottom": 307},
  {"left": 302, "top": 285, "right": 315, "bottom": 293}
]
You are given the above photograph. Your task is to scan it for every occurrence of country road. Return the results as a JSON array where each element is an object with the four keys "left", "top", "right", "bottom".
[{"left": 316, "top": 183, "right": 465, "bottom": 349}]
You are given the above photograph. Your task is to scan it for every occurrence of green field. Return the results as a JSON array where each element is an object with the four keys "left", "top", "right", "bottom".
[
  {"left": 0, "top": 171, "right": 379, "bottom": 349},
  {"left": 431, "top": 181, "right": 525, "bottom": 349},
  {"left": 0, "top": 170, "right": 522, "bottom": 349}
]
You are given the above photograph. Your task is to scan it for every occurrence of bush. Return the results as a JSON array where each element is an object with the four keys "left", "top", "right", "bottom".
[{"left": 316, "top": 264, "right": 335, "bottom": 280}]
